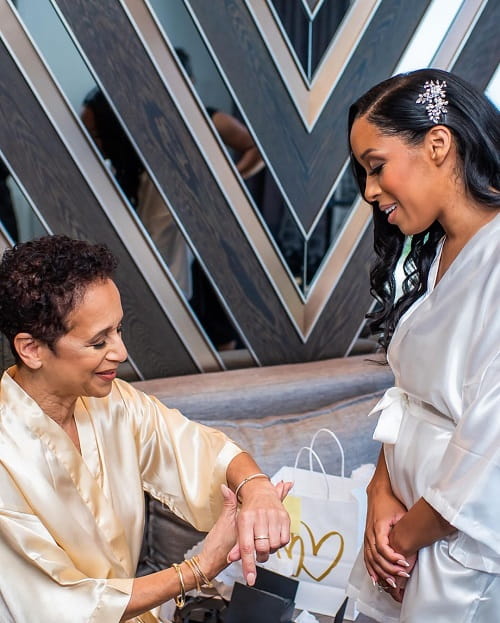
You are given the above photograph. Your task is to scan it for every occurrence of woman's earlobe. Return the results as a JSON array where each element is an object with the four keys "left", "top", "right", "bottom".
[{"left": 13, "top": 333, "right": 43, "bottom": 369}]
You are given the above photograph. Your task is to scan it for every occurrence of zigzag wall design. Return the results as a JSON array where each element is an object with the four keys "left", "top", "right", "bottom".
[{"left": 0, "top": 0, "right": 498, "bottom": 378}]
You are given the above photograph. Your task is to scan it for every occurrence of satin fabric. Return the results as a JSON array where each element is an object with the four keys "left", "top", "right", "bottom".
[
  {"left": 0, "top": 371, "right": 241, "bottom": 622},
  {"left": 347, "top": 214, "right": 500, "bottom": 622}
]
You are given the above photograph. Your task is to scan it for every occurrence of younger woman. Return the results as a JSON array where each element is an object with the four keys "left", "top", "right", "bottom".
[{"left": 346, "top": 69, "right": 499, "bottom": 622}]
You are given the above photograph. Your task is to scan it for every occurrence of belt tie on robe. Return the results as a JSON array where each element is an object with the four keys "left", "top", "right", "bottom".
[{"left": 369, "top": 386, "right": 409, "bottom": 444}]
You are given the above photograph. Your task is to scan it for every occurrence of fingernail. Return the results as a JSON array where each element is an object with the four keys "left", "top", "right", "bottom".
[
  {"left": 227, "top": 553, "right": 232, "bottom": 564},
  {"left": 371, "top": 576, "right": 377, "bottom": 587},
  {"left": 397, "top": 559, "right": 410, "bottom": 567},
  {"left": 247, "top": 572, "right": 256, "bottom": 586},
  {"left": 397, "top": 571, "right": 410, "bottom": 578},
  {"left": 386, "top": 577, "right": 397, "bottom": 589}
]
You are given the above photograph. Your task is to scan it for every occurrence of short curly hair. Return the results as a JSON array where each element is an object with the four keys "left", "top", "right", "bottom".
[{"left": 0, "top": 235, "right": 117, "bottom": 361}]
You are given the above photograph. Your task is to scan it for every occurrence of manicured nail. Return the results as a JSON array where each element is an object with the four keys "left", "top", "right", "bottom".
[
  {"left": 397, "top": 559, "right": 410, "bottom": 567},
  {"left": 397, "top": 571, "right": 410, "bottom": 578},
  {"left": 227, "top": 553, "right": 232, "bottom": 564},
  {"left": 247, "top": 572, "right": 256, "bottom": 586},
  {"left": 386, "top": 578, "right": 397, "bottom": 589}
]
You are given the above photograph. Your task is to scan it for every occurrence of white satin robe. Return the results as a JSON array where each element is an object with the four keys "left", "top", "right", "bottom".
[
  {"left": 0, "top": 371, "right": 241, "bottom": 622},
  {"left": 347, "top": 214, "right": 500, "bottom": 622}
]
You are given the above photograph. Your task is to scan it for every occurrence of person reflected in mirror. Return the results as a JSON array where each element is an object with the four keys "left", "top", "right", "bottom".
[
  {"left": 175, "top": 47, "right": 265, "bottom": 181},
  {"left": 175, "top": 47, "right": 265, "bottom": 350},
  {"left": 0, "top": 160, "right": 19, "bottom": 243},
  {"left": 0, "top": 234, "right": 291, "bottom": 622},
  {"left": 80, "top": 88, "right": 193, "bottom": 298},
  {"left": 81, "top": 88, "right": 144, "bottom": 208},
  {"left": 80, "top": 61, "right": 263, "bottom": 348},
  {"left": 346, "top": 68, "right": 499, "bottom": 622}
]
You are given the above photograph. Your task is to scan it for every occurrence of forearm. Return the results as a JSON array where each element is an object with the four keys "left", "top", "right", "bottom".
[
  {"left": 367, "top": 448, "right": 393, "bottom": 498},
  {"left": 389, "top": 497, "right": 456, "bottom": 557},
  {"left": 235, "top": 146, "right": 264, "bottom": 178},
  {"left": 123, "top": 564, "right": 197, "bottom": 621}
]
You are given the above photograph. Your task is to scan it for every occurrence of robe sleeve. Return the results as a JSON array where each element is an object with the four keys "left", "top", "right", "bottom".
[
  {"left": 0, "top": 471, "right": 133, "bottom": 623},
  {"left": 114, "top": 380, "right": 242, "bottom": 532},
  {"left": 424, "top": 346, "right": 500, "bottom": 573}
]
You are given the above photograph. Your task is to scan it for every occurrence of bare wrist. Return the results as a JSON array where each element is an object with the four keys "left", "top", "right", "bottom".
[
  {"left": 389, "top": 522, "right": 414, "bottom": 558},
  {"left": 366, "top": 478, "right": 393, "bottom": 498}
]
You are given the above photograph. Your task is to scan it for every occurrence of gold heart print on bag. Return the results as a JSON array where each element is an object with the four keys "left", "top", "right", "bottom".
[{"left": 278, "top": 520, "right": 345, "bottom": 582}]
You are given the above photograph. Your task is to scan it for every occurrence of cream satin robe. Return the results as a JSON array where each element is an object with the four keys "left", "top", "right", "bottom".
[
  {"left": 0, "top": 373, "right": 241, "bottom": 622},
  {"left": 347, "top": 214, "right": 500, "bottom": 622}
]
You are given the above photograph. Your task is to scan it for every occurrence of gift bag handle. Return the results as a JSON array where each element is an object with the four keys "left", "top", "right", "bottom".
[
  {"left": 294, "top": 445, "right": 331, "bottom": 499},
  {"left": 309, "top": 428, "right": 345, "bottom": 478}
]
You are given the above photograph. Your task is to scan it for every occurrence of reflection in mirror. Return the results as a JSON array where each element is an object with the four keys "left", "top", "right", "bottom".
[
  {"left": 269, "top": 0, "right": 351, "bottom": 80},
  {"left": 0, "top": 158, "right": 48, "bottom": 371},
  {"left": 0, "top": 157, "right": 47, "bottom": 245},
  {"left": 13, "top": 0, "right": 249, "bottom": 360},
  {"left": 149, "top": 0, "right": 360, "bottom": 296},
  {"left": 80, "top": 87, "right": 246, "bottom": 354}
]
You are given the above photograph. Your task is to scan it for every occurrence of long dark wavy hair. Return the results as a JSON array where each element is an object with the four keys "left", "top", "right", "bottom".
[{"left": 348, "top": 68, "right": 500, "bottom": 351}]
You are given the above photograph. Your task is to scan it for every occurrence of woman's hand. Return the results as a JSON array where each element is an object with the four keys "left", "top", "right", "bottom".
[
  {"left": 197, "top": 484, "right": 239, "bottom": 580},
  {"left": 230, "top": 478, "right": 292, "bottom": 586},
  {"left": 364, "top": 487, "right": 416, "bottom": 599}
]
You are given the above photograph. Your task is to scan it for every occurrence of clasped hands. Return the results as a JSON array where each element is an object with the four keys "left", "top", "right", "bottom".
[{"left": 363, "top": 492, "right": 417, "bottom": 603}]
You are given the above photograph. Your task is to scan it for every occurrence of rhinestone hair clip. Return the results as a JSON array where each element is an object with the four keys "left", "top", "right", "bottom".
[{"left": 416, "top": 80, "right": 448, "bottom": 124}]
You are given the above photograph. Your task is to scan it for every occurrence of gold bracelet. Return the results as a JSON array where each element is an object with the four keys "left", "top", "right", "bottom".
[
  {"left": 184, "top": 558, "right": 201, "bottom": 593},
  {"left": 191, "top": 555, "right": 213, "bottom": 588},
  {"left": 172, "top": 562, "right": 186, "bottom": 608},
  {"left": 234, "top": 472, "right": 269, "bottom": 502}
]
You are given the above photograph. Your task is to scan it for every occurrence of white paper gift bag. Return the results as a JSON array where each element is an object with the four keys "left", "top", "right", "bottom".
[{"left": 262, "top": 429, "right": 369, "bottom": 620}]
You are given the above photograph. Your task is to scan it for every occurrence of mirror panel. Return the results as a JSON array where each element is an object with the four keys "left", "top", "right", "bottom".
[
  {"left": 269, "top": 0, "right": 351, "bottom": 80},
  {"left": 147, "top": 0, "right": 359, "bottom": 297},
  {"left": 13, "top": 0, "right": 249, "bottom": 360}
]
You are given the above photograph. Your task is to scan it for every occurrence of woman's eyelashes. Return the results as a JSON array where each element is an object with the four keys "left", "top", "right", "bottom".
[
  {"left": 368, "top": 163, "right": 384, "bottom": 176},
  {"left": 90, "top": 325, "right": 123, "bottom": 349}
]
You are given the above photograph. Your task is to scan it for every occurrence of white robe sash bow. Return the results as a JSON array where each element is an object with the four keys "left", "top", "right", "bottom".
[{"left": 369, "top": 386, "right": 409, "bottom": 445}]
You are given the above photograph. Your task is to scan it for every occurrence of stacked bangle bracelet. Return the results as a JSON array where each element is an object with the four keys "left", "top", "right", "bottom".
[
  {"left": 172, "top": 563, "right": 186, "bottom": 608},
  {"left": 234, "top": 472, "right": 269, "bottom": 502},
  {"left": 173, "top": 555, "right": 213, "bottom": 607},
  {"left": 189, "top": 555, "right": 213, "bottom": 589},
  {"left": 184, "top": 558, "right": 201, "bottom": 593}
]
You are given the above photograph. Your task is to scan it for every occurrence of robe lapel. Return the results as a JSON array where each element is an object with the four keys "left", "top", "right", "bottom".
[{"left": 0, "top": 369, "right": 133, "bottom": 578}]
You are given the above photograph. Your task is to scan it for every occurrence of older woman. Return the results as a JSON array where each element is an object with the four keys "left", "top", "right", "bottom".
[{"left": 0, "top": 235, "right": 290, "bottom": 622}]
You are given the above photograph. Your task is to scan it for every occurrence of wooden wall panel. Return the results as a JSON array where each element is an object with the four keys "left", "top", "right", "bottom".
[
  {"left": 452, "top": 0, "right": 500, "bottom": 89},
  {"left": 0, "top": 39, "right": 198, "bottom": 378},
  {"left": 189, "top": 0, "right": 433, "bottom": 232},
  {"left": 0, "top": 0, "right": 497, "bottom": 377},
  {"left": 53, "top": 0, "right": 305, "bottom": 365}
]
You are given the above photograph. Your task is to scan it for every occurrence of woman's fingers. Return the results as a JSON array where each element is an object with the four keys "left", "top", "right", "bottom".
[
  {"left": 365, "top": 536, "right": 411, "bottom": 588},
  {"left": 221, "top": 483, "right": 238, "bottom": 511},
  {"left": 236, "top": 487, "right": 291, "bottom": 585},
  {"left": 272, "top": 480, "right": 293, "bottom": 502}
]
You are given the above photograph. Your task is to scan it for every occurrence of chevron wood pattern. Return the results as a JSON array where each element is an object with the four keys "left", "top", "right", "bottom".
[{"left": 0, "top": 0, "right": 498, "bottom": 378}]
